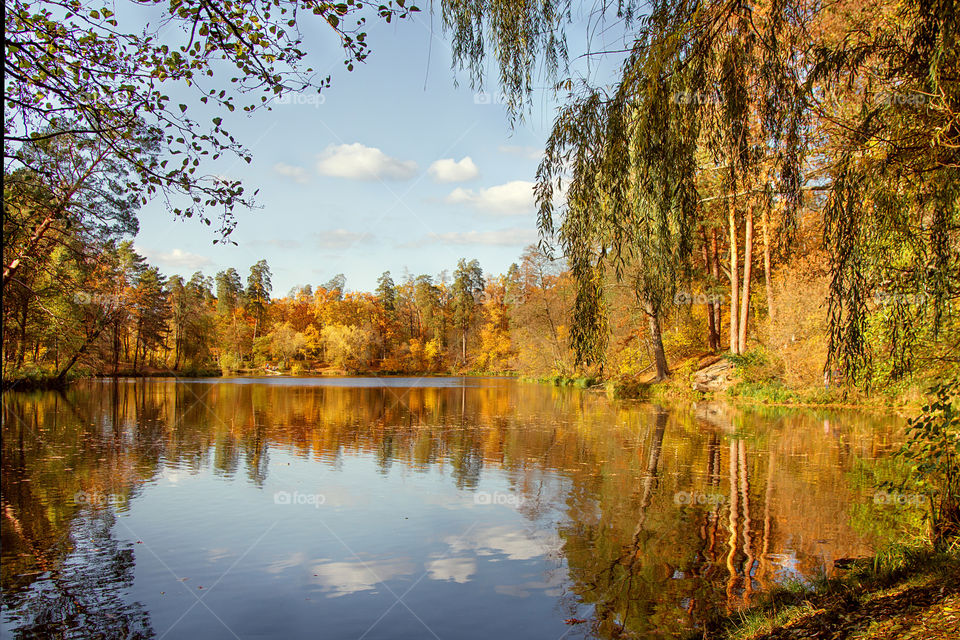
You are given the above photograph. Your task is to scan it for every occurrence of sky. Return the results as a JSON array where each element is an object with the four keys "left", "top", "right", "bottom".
[{"left": 132, "top": 7, "right": 628, "bottom": 296}]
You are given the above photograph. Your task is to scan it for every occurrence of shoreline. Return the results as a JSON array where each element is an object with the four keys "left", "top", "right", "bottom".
[{"left": 1, "top": 369, "right": 924, "bottom": 412}]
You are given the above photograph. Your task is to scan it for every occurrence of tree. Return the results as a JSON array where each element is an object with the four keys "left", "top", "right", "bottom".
[
  {"left": 129, "top": 267, "right": 169, "bottom": 372},
  {"left": 451, "top": 258, "right": 484, "bottom": 363},
  {"left": 215, "top": 268, "right": 243, "bottom": 316},
  {"left": 5, "top": 0, "right": 421, "bottom": 241},
  {"left": 375, "top": 271, "right": 397, "bottom": 313},
  {"left": 245, "top": 259, "right": 273, "bottom": 339},
  {"left": 475, "top": 277, "right": 514, "bottom": 371},
  {"left": 440, "top": 0, "right": 958, "bottom": 385},
  {"left": 3, "top": 129, "right": 141, "bottom": 288},
  {"left": 321, "top": 274, "right": 347, "bottom": 300},
  {"left": 265, "top": 322, "right": 307, "bottom": 369},
  {"left": 321, "top": 324, "right": 373, "bottom": 371}
]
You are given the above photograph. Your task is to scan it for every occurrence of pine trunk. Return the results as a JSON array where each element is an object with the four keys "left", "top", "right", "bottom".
[
  {"left": 702, "top": 233, "right": 718, "bottom": 350},
  {"left": 739, "top": 205, "right": 754, "bottom": 353},
  {"left": 711, "top": 229, "right": 723, "bottom": 347},
  {"left": 728, "top": 207, "right": 740, "bottom": 354}
]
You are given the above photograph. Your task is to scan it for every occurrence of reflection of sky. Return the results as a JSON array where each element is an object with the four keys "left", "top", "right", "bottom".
[
  {"left": 425, "top": 557, "right": 476, "bottom": 583},
  {"left": 445, "top": 525, "right": 559, "bottom": 561},
  {"left": 309, "top": 558, "right": 417, "bottom": 597},
  {"left": 768, "top": 551, "right": 806, "bottom": 585}
]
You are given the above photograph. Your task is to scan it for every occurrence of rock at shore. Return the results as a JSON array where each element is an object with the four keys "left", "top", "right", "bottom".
[{"left": 692, "top": 358, "right": 738, "bottom": 393}]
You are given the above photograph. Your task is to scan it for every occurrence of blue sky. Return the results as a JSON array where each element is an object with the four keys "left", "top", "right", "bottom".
[{"left": 133, "top": 8, "right": 627, "bottom": 295}]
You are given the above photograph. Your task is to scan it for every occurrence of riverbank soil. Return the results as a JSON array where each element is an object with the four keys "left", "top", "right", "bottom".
[{"left": 703, "top": 551, "right": 960, "bottom": 640}]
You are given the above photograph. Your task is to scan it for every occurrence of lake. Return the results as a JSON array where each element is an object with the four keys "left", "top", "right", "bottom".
[{"left": 1, "top": 377, "right": 905, "bottom": 639}]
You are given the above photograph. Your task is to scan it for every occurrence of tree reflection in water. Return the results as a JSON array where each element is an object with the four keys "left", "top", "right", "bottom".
[{"left": 1, "top": 378, "right": 903, "bottom": 639}]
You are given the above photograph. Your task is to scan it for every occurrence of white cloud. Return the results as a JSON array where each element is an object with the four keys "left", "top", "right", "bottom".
[
  {"left": 138, "top": 248, "right": 213, "bottom": 270},
  {"left": 498, "top": 145, "right": 542, "bottom": 160},
  {"left": 273, "top": 162, "right": 310, "bottom": 184},
  {"left": 421, "top": 228, "right": 538, "bottom": 247},
  {"left": 445, "top": 180, "right": 535, "bottom": 215},
  {"left": 310, "top": 558, "right": 415, "bottom": 597},
  {"left": 428, "top": 157, "right": 479, "bottom": 183},
  {"left": 312, "top": 229, "right": 374, "bottom": 250},
  {"left": 444, "top": 525, "right": 559, "bottom": 561},
  {"left": 425, "top": 557, "right": 476, "bottom": 583},
  {"left": 316, "top": 143, "right": 417, "bottom": 181}
]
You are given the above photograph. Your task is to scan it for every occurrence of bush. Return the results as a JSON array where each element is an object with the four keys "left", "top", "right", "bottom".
[
  {"left": 219, "top": 353, "right": 241, "bottom": 375},
  {"left": 887, "top": 378, "right": 960, "bottom": 548}
]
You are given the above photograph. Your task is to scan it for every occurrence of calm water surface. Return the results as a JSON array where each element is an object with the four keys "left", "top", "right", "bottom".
[{"left": 1, "top": 377, "right": 904, "bottom": 638}]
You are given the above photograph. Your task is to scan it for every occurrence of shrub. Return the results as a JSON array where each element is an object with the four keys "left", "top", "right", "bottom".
[{"left": 888, "top": 378, "right": 960, "bottom": 548}]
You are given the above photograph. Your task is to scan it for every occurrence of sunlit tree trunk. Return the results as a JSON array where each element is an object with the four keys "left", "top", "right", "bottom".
[
  {"left": 762, "top": 207, "right": 774, "bottom": 322},
  {"left": 738, "top": 205, "right": 754, "bottom": 353},
  {"left": 701, "top": 234, "right": 718, "bottom": 350},
  {"left": 132, "top": 318, "right": 142, "bottom": 373},
  {"left": 711, "top": 229, "right": 723, "bottom": 348},
  {"left": 728, "top": 206, "right": 740, "bottom": 354}
]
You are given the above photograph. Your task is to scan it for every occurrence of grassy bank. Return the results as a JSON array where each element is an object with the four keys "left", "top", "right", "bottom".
[
  {"left": 600, "top": 349, "right": 953, "bottom": 410},
  {"left": 520, "top": 374, "right": 601, "bottom": 389},
  {"left": 2, "top": 367, "right": 223, "bottom": 391},
  {"left": 697, "top": 544, "right": 960, "bottom": 640}
]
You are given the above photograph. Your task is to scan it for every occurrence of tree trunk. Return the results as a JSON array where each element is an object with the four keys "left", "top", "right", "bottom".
[
  {"left": 2, "top": 214, "right": 55, "bottom": 289},
  {"left": 701, "top": 233, "right": 718, "bottom": 350},
  {"left": 644, "top": 298, "right": 670, "bottom": 380},
  {"left": 56, "top": 318, "right": 111, "bottom": 381},
  {"left": 132, "top": 318, "right": 142, "bottom": 374},
  {"left": 112, "top": 320, "right": 120, "bottom": 375},
  {"left": 728, "top": 207, "right": 740, "bottom": 354},
  {"left": 173, "top": 322, "right": 182, "bottom": 370},
  {"left": 739, "top": 205, "right": 754, "bottom": 353},
  {"left": 711, "top": 229, "right": 723, "bottom": 347},
  {"left": 17, "top": 298, "right": 28, "bottom": 368},
  {"left": 761, "top": 206, "right": 774, "bottom": 322}
]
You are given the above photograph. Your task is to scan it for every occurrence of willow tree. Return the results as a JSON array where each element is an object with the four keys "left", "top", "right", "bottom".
[
  {"left": 443, "top": 1, "right": 809, "bottom": 371},
  {"left": 811, "top": 0, "right": 960, "bottom": 385},
  {"left": 441, "top": 0, "right": 957, "bottom": 386},
  {"left": 534, "top": 81, "right": 698, "bottom": 379}
]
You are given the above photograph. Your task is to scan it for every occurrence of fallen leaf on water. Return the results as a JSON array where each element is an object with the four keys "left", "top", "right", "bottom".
[{"left": 564, "top": 618, "right": 587, "bottom": 625}]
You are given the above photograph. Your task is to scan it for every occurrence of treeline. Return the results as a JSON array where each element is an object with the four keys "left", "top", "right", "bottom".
[
  {"left": 0, "top": 232, "right": 581, "bottom": 378},
  {"left": 3, "top": 205, "right": 955, "bottom": 390}
]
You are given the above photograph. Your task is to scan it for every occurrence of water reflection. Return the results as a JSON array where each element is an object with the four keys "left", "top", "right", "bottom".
[{"left": 2, "top": 378, "right": 902, "bottom": 638}]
